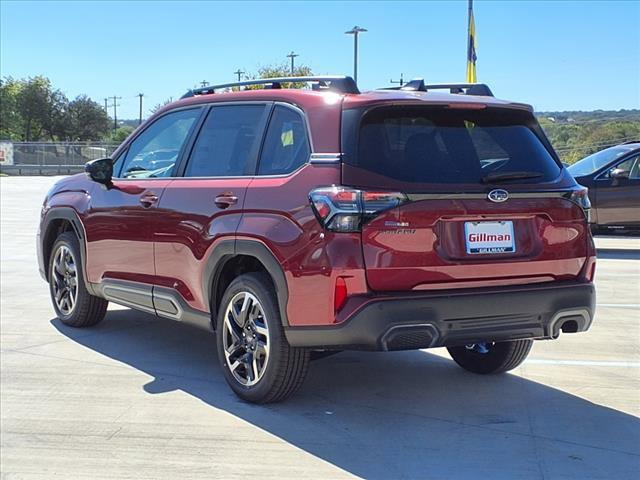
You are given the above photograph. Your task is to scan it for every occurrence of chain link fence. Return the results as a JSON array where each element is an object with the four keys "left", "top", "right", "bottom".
[{"left": 0, "top": 142, "right": 120, "bottom": 175}]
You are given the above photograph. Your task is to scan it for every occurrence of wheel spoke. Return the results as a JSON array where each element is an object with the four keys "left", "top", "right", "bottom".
[
  {"left": 225, "top": 340, "right": 243, "bottom": 357},
  {"left": 224, "top": 313, "right": 243, "bottom": 344},
  {"left": 255, "top": 340, "right": 269, "bottom": 358},
  {"left": 251, "top": 354, "right": 259, "bottom": 382},
  {"left": 68, "top": 288, "right": 76, "bottom": 310},
  {"left": 253, "top": 322, "right": 268, "bottom": 338},
  {"left": 229, "top": 360, "right": 242, "bottom": 374},
  {"left": 238, "top": 294, "right": 252, "bottom": 326},
  {"left": 55, "top": 286, "right": 65, "bottom": 302}
]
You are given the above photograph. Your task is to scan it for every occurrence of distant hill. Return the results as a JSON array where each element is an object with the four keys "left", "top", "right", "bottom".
[{"left": 535, "top": 109, "right": 639, "bottom": 164}]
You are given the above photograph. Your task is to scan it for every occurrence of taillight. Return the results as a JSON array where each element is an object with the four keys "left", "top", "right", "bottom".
[
  {"left": 567, "top": 187, "right": 592, "bottom": 223},
  {"left": 309, "top": 187, "right": 407, "bottom": 232}
]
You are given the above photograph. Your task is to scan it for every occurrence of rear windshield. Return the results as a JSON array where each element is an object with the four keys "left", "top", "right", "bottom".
[{"left": 346, "top": 106, "right": 561, "bottom": 186}]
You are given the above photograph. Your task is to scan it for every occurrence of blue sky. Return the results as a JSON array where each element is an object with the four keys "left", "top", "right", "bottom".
[{"left": 1, "top": 0, "right": 639, "bottom": 119}]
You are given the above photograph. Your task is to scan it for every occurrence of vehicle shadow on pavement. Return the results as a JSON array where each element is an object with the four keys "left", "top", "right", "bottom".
[{"left": 52, "top": 311, "right": 640, "bottom": 480}]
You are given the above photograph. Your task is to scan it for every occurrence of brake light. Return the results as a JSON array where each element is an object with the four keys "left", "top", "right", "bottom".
[
  {"left": 568, "top": 187, "right": 592, "bottom": 223},
  {"left": 309, "top": 187, "right": 407, "bottom": 232}
]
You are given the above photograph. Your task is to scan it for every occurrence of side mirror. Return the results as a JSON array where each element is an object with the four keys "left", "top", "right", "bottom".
[
  {"left": 85, "top": 157, "right": 113, "bottom": 186},
  {"left": 610, "top": 168, "right": 630, "bottom": 180}
]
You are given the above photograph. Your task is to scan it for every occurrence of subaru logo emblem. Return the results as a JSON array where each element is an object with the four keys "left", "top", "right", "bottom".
[{"left": 488, "top": 189, "right": 509, "bottom": 203}]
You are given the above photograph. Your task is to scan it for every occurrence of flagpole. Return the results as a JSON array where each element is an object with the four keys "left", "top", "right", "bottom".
[{"left": 467, "top": 0, "right": 473, "bottom": 67}]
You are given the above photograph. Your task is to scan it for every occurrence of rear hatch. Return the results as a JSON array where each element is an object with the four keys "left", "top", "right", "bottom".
[{"left": 341, "top": 104, "right": 591, "bottom": 291}]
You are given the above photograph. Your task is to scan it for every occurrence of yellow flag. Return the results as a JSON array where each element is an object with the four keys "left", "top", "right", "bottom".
[{"left": 466, "top": 0, "right": 477, "bottom": 83}]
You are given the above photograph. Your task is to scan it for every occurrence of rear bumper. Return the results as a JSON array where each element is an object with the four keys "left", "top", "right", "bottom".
[{"left": 284, "top": 281, "right": 595, "bottom": 350}]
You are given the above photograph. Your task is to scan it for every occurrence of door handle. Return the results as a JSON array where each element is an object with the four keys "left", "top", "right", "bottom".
[
  {"left": 139, "top": 192, "right": 159, "bottom": 207},
  {"left": 215, "top": 193, "right": 238, "bottom": 209}
]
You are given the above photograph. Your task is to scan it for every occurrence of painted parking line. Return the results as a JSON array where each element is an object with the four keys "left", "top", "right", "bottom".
[
  {"left": 526, "top": 359, "right": 640, "bottom": 368},
  {"left": 596, "top": 304, "right": 640, "bottom": 309}
]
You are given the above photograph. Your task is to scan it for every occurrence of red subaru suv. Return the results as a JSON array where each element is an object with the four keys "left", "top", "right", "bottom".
[{"left": 37, "top": 76, "right": 596, "bottom": 403}]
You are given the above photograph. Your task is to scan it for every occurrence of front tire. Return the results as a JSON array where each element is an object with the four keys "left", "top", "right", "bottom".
[
  {"left": 48, "top": 232, "right": 108, "bottom": 327},
  {"left": 216, "top": 273, "right": 309, "bottom": 403},
  {"left": 447, "top": 339, "right": 533, "bottom": 374}
]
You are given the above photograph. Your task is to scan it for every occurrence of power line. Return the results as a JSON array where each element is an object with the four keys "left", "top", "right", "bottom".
[
  {"left": 286, "top": 51, "right": 299, "bottom": 75},
  {"left": 390, "top": 74, "right": 404, "bottom": 86}
]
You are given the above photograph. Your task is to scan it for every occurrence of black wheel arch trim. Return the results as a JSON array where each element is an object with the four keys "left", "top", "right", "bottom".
[
  {"left": 41, "top": 207, "right": 96, "bottom": 295},
  {"left": 203, "top": 238, "right": 290, "bottom": 328}
]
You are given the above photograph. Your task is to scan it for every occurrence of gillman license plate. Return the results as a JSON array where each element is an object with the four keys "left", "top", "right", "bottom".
[{"left": 464, "top": 221, "right": 516, "bottom": 254}]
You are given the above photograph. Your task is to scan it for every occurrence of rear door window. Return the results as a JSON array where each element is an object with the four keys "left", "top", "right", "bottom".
[
  {"left": 257, "top": 105, "right": 310, "bottom": 175},
  {"left": 348, "top": 106, "right": 561, "bottom": 187},
  {"left": 184, "top": 105, "right": 266, "bottom": 177}
]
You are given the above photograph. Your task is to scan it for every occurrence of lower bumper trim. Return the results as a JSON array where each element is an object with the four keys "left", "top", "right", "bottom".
[{"left": 284, "top": 282, "right": 595, "bottom": 351}]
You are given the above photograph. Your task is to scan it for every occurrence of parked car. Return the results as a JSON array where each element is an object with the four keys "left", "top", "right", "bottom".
[
  {"left": 37, "top": 76, "right": 596, "bottom": 403},
  {"left": 568, "top": 142, "right": 640, "bottom": 232}
]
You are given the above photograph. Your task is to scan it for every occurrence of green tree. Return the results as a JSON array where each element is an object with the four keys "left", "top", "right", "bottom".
[
  {"left": 66, "top": 95, "right": 110, "bottom": 141},
  {"left": 111, "top": 125, "right": 135, "bottom": 143},
  {"left": 0, "top": 77, "right": 23, "bottom": 140},
  {"left": 150, "top": 98, "right": 173, "bottom": 115},
  {"left": 14, "top": 76, "right": 63, "bottom": 141},
  {"left": 244, "top": 63, "right": 314, "bottom": 89}
]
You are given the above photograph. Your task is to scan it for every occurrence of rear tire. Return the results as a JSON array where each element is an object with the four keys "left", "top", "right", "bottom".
[
  {"left": 216, "top": 273, "right": 309, "bottom": 403},
  {"left": 48, "top": 232, "right": 108, "bottom": 327},
  {"left": 447, "top": 339, "right": 533, "bottom": 374}
]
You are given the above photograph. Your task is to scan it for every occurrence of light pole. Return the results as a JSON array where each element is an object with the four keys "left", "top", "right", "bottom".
[
  {"left": 286, "top": 51, "right": 299, "bottom": 75},
  {"left": 137, "top": 93, "right": 144, "bottom": 125},
  {"left": 345, "top": 25, "right": 367, "bottom": 83}
]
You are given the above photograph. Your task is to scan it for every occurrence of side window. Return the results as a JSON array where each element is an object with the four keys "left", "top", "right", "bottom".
[
  {"left": 118, "top": 108, "right": 201, "bottom": 179},
  {"left": 258, "top": 106, "right": 310, "bottom": 175},
  {"left": 608, "top": 156, "right": 639, "bottom": 179},
  {"left": 184, "top": 105, "right": 266, "bottom": 177}
]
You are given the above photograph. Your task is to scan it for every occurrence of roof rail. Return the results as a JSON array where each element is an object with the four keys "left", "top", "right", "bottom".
[
  {"left": 621, "top": 139, "right": 640, "bottom": 145},
  {"left": 380, "top": 79, "right": 494, "bottom": 97},
  {"left": 181, "top": 75, "right": 359, "bottom": 99}
]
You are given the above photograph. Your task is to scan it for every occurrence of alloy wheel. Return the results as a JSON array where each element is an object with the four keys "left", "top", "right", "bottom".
[
  {"left": 222, "top": 291, "right": 270, "bottom": 387},
  {"left": 51, "top": 245, "right": 78, "bottom": 315}
]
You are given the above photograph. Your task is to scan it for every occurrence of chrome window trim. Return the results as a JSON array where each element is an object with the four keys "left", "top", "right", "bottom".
[{"left": 310, "top": 153, "right": 342, "bottom": 163}]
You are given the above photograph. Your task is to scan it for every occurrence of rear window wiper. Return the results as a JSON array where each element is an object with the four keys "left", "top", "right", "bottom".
[{"left": 481, "top": 171, "right": 543, "bottom": 184}]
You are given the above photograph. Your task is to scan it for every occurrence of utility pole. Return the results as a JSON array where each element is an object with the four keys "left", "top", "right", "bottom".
[
  {"left": 286, "top": 51, "right": 299, "bottom": 75},
  {"left": 104, "top": 98, "right": 108, "bottom": 112},
  {"left": 200, "top": 80, "right": 209, "bottom": 88},
  {"left": 390, "top": 74, "right": 405, "bottom": 87},
  {"left": 345, "top": 26, "right": 367, "bottom": 84},
  {"left": 233, "top": 69, "right": 245, "bottom": 82},
  {"left": 137, "top": 93, "right": 144, "bottom": 125},
  {"left": 107, "top": 96, "right": 122, "bottom": 131}
]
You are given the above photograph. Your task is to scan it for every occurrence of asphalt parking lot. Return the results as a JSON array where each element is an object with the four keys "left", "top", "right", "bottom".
[{"left": 1, "top": 176, "right": 639, "bottom": 480}]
